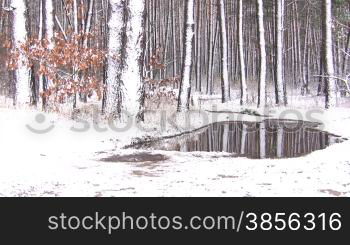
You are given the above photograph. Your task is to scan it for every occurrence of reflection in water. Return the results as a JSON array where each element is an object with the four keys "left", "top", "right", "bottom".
[{"left": 143, "top": 120, "right": 345, "bottom": 159}]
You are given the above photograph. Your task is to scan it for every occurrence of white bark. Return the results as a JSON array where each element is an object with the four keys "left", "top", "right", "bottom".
[
  {"left": 122, "top": 0, "right": 145, "bottom": 117},
  {"left": 323, "top": 0, "right": 337, "bottom": 108},
  {"left": 105, "top": 0, "right": 145, "bottom": 118},
  {"left": 105, "top": 0, "right": 124, "bottom": 116},
  {"left": 45, "top": 0, "right": 54, "bottom": 48},
  {"left": 178, "top": 0, "right": 194, "bottom": 112},
  {"left": 238, "top": 0, "right": 247, "bottom": 105},
  {"left": 12, "top": 0, "right": 30, "bottom": 106},
  {"left": 73, "top": 0, "right": 79, "bottom": 35},
  {"left": 38, "top": 0, "right": 43, "bottom": 41},
  {"left": 275, "top": 0, "right": 284, "bottom": 105},
  {"left": 218, "top": 0, "right": 230, "bottom": 103},
  {"left": 257, "top": 0, "right": 267, "bottom": 107}
]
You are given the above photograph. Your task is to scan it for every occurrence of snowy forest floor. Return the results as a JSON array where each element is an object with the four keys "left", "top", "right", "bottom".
[{"left": 1, "top": 95, "right": 350, "bottom": 197}]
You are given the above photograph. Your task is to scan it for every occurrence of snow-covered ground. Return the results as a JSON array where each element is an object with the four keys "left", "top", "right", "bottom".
[{"left": 1, "top": 96, "right": 350, "bottom": 197}]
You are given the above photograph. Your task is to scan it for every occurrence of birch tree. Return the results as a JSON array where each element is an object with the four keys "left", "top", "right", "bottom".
[
  {"left": 177, "top": 0, "right": 194, "bottom": 112},
  {"left": 105, "top": 0, "right": 145, "bottom": 119},
  {"left": 218, "top": 0, "right": 230, "bottom": 103},
  {"left": 105, "top": 0, "right": 126, "bottom": 117},
  {"left": 12, "top": 0, "right": 30, "bottom": 106},
  {"left": 323, "top": 0, "right": 337, "bottom": 108},
  {"left": 257, "top": 0, "right": 267, "bottom": 108},
  {"left": 123, "top": 0, "right": 146, "bottom": 120}
]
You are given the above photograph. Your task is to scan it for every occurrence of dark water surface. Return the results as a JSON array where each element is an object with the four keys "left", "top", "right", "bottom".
[{"left": 137, "top": 120, "right": 346, "bottom": 159}]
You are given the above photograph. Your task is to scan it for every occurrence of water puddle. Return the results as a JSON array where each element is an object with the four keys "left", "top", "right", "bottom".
[{"left": 135, "top": 120, "right": 346, "bottom": 159}]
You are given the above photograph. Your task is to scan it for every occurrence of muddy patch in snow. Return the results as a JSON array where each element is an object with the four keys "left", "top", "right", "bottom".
[
  {"left": 319, "top": 189, "right": 348, "bottom": 197},
  {"left": 100, "top": 153, "right": 169, "bottom": 163}
]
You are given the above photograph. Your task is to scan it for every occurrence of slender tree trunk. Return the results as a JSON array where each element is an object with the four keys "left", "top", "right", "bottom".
[
  {"left": 218, "top": 0, "right": 230, "bottom": 103},
  {"left": 171, "top": 0, "right": 177, "bottom": 79},
  {"left": 73, "top": 0, "right": 79, "bottom": 35},
  {"left": 195, "top": 0, "right": 201, "bottom": 92},
  {"left": 37, "top": 0, "right": 44, "bottom": 107},
  {"left": 275, "top": 0, "right": 285, "bottom": 105},
  {"left": 323, "top": 0, "right": 337, "bottom": 108},
  {"left": 83, "top": 0, "right": 94, "bottom": 48},
  {"left": 12, "top": 0, "right": 30, "bottom": 106},
  {"left": 238, "top": 0, "right": 247, "bottom": 105},
  {"left": 177, "top": 0, "right": 194, "bottom": 112},
  {"left": 257, "top": 0, "right": 267, "bottom": 107},
  {"left": 39, "top": 0, "right": 54, "bottom": 110},
  {"left": 73, "top": 0, "right": 80, "bottom": 109}
]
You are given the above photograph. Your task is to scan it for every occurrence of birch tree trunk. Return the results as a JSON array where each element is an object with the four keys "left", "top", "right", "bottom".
[
  {"left": 105, "top": 0, "right": 145, "bottom": 119},
  {"left": 257, "top": 0, "right": 267, "bottom": 108},
  {"left": 275, "top": 0, "right": 285, "bottom": 105},
  {"left": 177, "top": 0, "right": 194, "bottom": 112},
  {"left": 218, "top": 0, "right": 230, "bottom": 103},
  {"left": 105, "top": 0, "right": 125, "bottom": 117},
  {"left": 238, "top": 0, "right": 247, "bottom": 105},
  {"left": 323, "top": 0, "right": 337, "bottom": 108},
  {"left": 12, "top": 0, "right": 30, "bottom": 106},
  {"left": 122, "top": 0, "right": 146, "bottom": 120}
]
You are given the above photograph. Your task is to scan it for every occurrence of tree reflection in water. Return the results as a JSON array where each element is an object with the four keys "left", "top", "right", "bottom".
[{"left": 145, "top": 120, "right": 345, "bottom": 159}]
